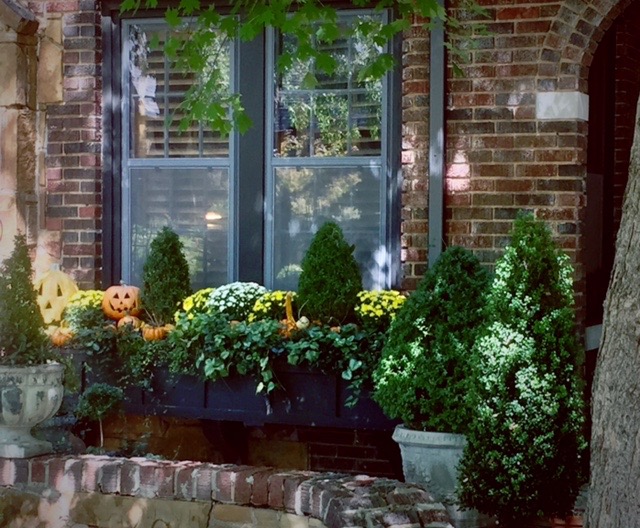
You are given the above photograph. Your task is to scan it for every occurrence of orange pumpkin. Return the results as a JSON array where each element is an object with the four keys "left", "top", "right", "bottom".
[
  {"left": 50, "top": 326, "right": 74, "bottom": 347},
  {"left": 117, "top": 315, "right": 142, "bottom": 329},
  {"left": 142, "top": 325, "right": 169, "bottom": 341},
  {"left": 102, "top": 283, "right": 141, "bottom": 320},
  {"left": 35, "top": 265, "right": 79, "bottom": 325}
]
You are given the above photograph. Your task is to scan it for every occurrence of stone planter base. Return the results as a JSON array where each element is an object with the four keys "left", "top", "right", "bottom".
[
  {"left": 524, "top": 516, "right": 583, "bottom": 528},
  {"left": 0, "top": 363, "right": 65, "bottom": 458},
  {"left": 392, "top": 425, "right": 493, "bottom": 528}
]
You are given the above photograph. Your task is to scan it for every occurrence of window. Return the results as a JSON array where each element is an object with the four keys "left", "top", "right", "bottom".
[{"left": 118, "top": 11, "right": 398, "bottom": 291}]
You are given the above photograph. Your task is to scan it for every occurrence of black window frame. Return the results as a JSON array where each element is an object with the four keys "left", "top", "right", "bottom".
[{"left": 101, "top": 4, "right": 402, "bottom": 289}]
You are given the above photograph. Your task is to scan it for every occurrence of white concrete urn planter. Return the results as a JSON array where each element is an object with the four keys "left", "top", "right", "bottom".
[
  {"left": 0, "top": 363, "right": 64, "bottom": 458},
  {"left": 392, "top": 425, "right": 493, "bottom": 528}
]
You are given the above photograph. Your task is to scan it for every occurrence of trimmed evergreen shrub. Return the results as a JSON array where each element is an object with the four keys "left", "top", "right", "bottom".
[
  {"left": 297, "top": 222, "right": 362, "bottom": 324},
  {"left": 372, "top": 246, "right": 490, "bottom": 434},
  {"left": 0, "top": 234, "right": 48, "bottom": 364},
  {"left": 142, "top": 227, "right": 192, "bottom": 325},
  {"left": 457, "top": 213, "right": 586, "bottom": 524}
]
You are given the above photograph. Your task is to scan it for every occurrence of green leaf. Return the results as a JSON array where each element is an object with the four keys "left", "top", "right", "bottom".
[
  {"left": 301, "top": 71, "right": 318, "bottom": 89},
  {"left": 315, "top": 52, "right": 337, "bottom": 75},
  {"left": 179, "top": 0, "right": 199, "bottom": 15},
  {"left": 235, "top": 111, "right": 253, "bottom": 135},
  {"left": 119, "top": 0, "right": 138, "bottom": 13},
  {"left": 165, "top": 8, "right": 181, "bottom": 28}
]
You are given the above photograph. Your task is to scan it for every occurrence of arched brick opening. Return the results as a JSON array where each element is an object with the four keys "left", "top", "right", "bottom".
[{"left": 444, "top": 0, "right": 635, "bottom": 335}]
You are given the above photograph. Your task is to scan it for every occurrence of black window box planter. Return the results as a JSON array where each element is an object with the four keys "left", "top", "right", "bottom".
[{"left": 74, "top": 350, "right": 396, "bottom": 431}]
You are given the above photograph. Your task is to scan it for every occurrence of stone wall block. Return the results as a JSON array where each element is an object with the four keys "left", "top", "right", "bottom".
[
  {"left": 37, "top": 27, "right": 63, "bottom": 103},
  {"left": 0, "top": 42, "right": 25, "bottom": 106}
]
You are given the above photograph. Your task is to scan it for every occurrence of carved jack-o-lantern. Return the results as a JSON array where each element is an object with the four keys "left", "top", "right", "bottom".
[
  {"left": 35, "top": 265, "right": 79, "bottom": 325},
  {"left": 102, "top": 283, "right": 141, "bottom": 320}
]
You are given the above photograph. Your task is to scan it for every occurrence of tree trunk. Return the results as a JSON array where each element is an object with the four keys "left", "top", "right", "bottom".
[{"left": 587, "top": 96, "right": 640, "bottom": 526}]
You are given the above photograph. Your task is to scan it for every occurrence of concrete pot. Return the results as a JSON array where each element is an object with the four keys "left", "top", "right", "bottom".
[
  {"left": 392, "top": 425, "right": 493, "bottom": 528},
  {"left": 0, "top": 363, "right": 64, "bottom": 458}
]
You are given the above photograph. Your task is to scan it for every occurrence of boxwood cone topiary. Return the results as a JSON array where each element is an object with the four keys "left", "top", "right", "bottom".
[
  {"left": 142, "top": 227, "right": 192, "bottom": 325},
  {"left": 0, "top": 234, "right": 49, "bottom": 364},
  {"left": 457, "top": 213, "right": 586, "bottom": 525},
  {"left": 297, "top": 222, "right": 362, "bottom": 324},
  {"left": 372, "top": 246, "right": 490, "bottom": 434}
]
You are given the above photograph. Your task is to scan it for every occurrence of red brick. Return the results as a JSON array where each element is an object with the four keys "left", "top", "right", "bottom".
[
  {"left": 30, "top": 458, "right": 48, "bottom": 485},
  {"left": 267, "top": 472, "right": 288, "bottom": 509},
  {"left": 194, "top": 465, "right": 215, "bottom": 501}
]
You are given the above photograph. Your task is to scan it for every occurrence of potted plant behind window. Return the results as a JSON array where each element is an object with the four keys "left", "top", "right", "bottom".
[
  {"left": 373, "top": 246, "right": 491, "bottom": 527},
  {"left": 0, "top": 234, "right": 66, "bottom": 458},
  {"left": 457, "top": 214, "right": 586, "bottom": 527}
]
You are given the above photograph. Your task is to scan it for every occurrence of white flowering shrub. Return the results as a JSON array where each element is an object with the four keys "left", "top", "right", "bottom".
[{"left": 206, "top": 282, "right": 268, "bottom": 321}]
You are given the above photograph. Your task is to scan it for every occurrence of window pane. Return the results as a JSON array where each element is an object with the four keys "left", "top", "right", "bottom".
[
  {"left": 127, "top": 23, "right": 230, "bottom": 159},
  {"left": 273, "top": 14, "right": 384, "bottom": 158},
  {"left": 129, "top": 167, "right": 230, "bottom": 289},
  {"left": 271, "top": 166, "right": 385, "bottom": 290}
]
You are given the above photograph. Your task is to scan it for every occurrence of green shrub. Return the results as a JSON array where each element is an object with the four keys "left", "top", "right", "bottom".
[
  {"left": 142, "top": 227, "right": 192, "bottom": 325},
  {"left": 0, "top": 234, "right": 48, "bottom": 364},
  {"left": 63, "top": 290, "right": 105, "bottom": 332},
  {"left": 457, "top": 213, "right": 586, "bottom": 524},
  {"left": 373, "top": 246, "right": 490, "bottom": 434},
  {"left": 76, "top": 383, "right": 124, "bottom": 448},
  {"left": 297, "top": 222, "right": 362, "bottom": 324}
]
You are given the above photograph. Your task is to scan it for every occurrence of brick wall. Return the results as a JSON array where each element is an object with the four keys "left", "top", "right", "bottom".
[
  {"left": 98, "top": 416, "right": 402, "bottom": 480},
  {"left": 25, "top": 0, "right": 637, "bottom": 310},
  {"left": 29, "top": 0, "right": 102, "bottom": 288},
  {"left": 613, "top": 3, "right": 640, "bottom": 235},
  {"left": 0, "top": 455, "right": 453, "bottom": 528},
  {"left": 400, "top": 16, "right": 430, "bottom": 291},
  {"left": 443, "top": 0, "right": 632, "bottom": 325}
]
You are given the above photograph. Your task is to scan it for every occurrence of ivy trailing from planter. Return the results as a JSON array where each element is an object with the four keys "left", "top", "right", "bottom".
[{"left": 457, "top": 213, "right": 586, "bottom": 525}]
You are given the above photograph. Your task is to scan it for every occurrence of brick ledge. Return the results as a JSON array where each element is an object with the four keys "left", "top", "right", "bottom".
[{"left": 0, "top": 456, "right": 453, "bottom": 528}]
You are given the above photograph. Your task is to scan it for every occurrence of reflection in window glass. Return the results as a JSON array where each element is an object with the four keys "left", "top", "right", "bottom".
[
  {"left": 274, "top": 13, "right": 383, "bottom": 158},
  {"left": 127, "top": 23, "right": 231, "bottom": 159},
  {"left": 129, "top": 167, "right": 230, "bottom": 289},
  {"left": 123, "top": 20, "right": 233, "bottom": 290},
  {"left": 269, "top": 11, "right": 390, "bottom": 290},
  {"left": 272, "top": 166, "right": 383, "bottom": 291}
]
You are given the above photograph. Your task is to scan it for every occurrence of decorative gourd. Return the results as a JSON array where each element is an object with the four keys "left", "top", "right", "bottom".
[
  {"left": 296, "top": 316, "right": 310, "bottom": 330},
  {"left": 50, "top": 326, "right": 73, "bottom": 347},
  {"left": 35, "top": 264, "right": 79, "bottom": 325},
  {"left": 102, "top": 283, "right": 141, "bottom": 320},
  {"left": 142, "top": 325, "right": 168, "bottom": 341},
  {"left": 280, "top": 292, "right": 297, "bottom": 338},
  {"left": 117, "top": 315, "right": 142, "bottom": 329}
]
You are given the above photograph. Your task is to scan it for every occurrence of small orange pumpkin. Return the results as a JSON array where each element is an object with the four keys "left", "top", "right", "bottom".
[
  {"left": 142, "top": 325, "right": 169, "bottom": 341},
  {"left": 117, "top": 315, "right": 142, "bottom": 329},
  {"left": 50, "top": 326, "right": 74, "bottom": 347},
  {"left": 102, "top": 283, "right": 141, "bottom": 320}
]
